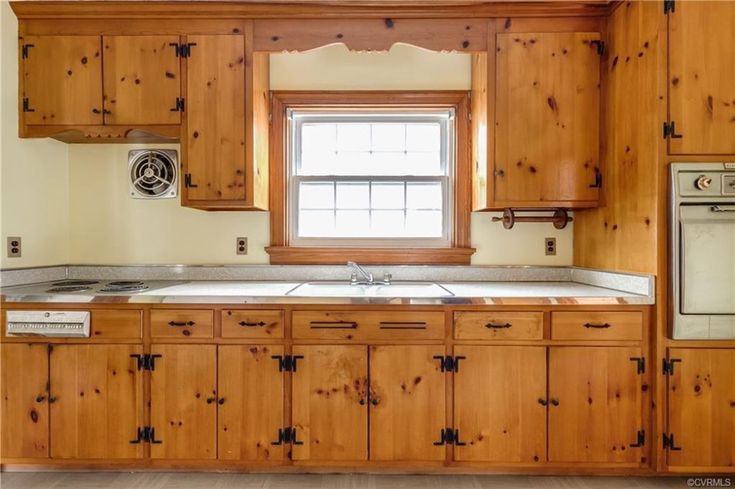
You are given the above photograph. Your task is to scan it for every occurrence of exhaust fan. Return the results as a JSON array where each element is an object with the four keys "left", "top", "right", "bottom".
[{"left": 128, "top": 149, "right": 178, "bottom": 199}]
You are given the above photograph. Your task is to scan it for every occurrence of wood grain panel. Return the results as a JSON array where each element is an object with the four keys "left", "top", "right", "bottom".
[
  {"left": 221, "top": 310, "right": 284, "bottom": 339},
  {"left": 369, "top": 345, "right": 446, "bottom": 461},
  {"left": 91, "top": 310, "right": 142, "bottom": 339},
  {"left": 49, "top": 345, "right": 143, "bottom": 459},
  {"left": 218, "top": 345, "right": 284, "bottom": 461},
  {"left": 0, "top": 344, "right": 49, "bottom": 458},
  {"left": 548, "top": 347, "right": 642, "bottom": 463},
  {"left": 454, "top": 311, "right": 543, "bottom": 340},
  {"left": 102, "top": 35, "right": 181, "bottom": 125},
  {"left": 150, "top": 309, "right": 213, "bottom": 339},
  {"left": 668, "top": 1, "right": 735, "bottom": 155},
  {"left": 471, "top": 52, "right": 489, "bottom": 211},
  {"left": 551, "top": 311, "right": 642, "bottom": 341},
  {"left": 21, "top": 35, "right": 103, "bottom": 125},
  {"left": 150, "top": 345, "right": 217, "bottom": 459},
  {"left": 667, "top": 348, "right": 735, "bottom": 468},
  {"left": 291, "top": 345, "right": 368, "bottom": 461},
  {"left": 183, "top": 35, "right": 246, "bottom": 202},
  {"left": 454, "top": 346, "right": 546, "bottom": 462},
  {"left": 495, "top": 31, "right": 600, "bottom": 205}
]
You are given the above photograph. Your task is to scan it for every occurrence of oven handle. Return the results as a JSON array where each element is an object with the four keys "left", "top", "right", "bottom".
[{"left": 710, "top": 205, "right": 735, "bottom": 213}]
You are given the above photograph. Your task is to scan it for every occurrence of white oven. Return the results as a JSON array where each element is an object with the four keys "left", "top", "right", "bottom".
[{"left": 670, "top": 163, "right": 735, "bottom": 339}]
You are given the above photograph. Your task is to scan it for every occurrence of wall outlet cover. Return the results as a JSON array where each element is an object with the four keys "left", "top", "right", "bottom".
[
  {"left": 236, "top": 237, "right": 248, "bottom": 255},
  {"left": 545, "top": 237, "right": 556, "bottom": 256},
  {"left": 7, "top": 236, "right": 22, "bottom": 258}
]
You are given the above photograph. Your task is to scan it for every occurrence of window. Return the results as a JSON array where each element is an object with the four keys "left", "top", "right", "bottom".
[{"left": 289, "top": 110, "right": 454, "bottom": 247}]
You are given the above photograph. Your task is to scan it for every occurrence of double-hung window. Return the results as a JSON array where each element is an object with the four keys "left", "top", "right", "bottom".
[{"left": 288, "top": 109, "right": 455, "bottom": 247}]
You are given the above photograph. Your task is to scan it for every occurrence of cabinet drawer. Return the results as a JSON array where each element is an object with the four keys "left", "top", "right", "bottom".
[
  {"left": 551, "top": 312, "right": 643, "bottom": 341},
  {"left": 150, "top": 309, "right": 214, "bottom": 338},
  {"left": 292, "top": 311, "right": 444, "bottom": 340},
  {"left": 91, "top": 310, "right": 142, "bottom": 338},
  {"left": 221, "top": 310, "right": 284, "bottom": 339},
  {"left": 454, "top": 312, "right": 543, "bottom": 340}
]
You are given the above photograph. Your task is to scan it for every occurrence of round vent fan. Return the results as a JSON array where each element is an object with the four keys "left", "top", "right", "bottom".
[{"left": 128, "top": 149, "right": 178, "bottom": 199}]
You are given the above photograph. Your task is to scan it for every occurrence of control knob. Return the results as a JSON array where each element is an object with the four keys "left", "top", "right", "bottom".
[{"left": 694, "top": 175, "right": 712, "bottom": 190}]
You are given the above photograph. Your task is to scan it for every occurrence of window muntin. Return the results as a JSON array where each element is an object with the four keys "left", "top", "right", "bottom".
[{"left": 288, "top": 110, "right": 454, "bottom": 247}]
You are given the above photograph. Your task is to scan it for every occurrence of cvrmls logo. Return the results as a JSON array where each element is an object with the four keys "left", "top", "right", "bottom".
[{"left": 687, "top": 478, "right": 733, "bottom": 488}]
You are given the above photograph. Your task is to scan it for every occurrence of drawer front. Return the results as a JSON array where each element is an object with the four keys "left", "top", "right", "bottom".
[
  {"left": 91, "top": 310, "right": 142, "bottom": 338},
  {"left": 292, "top": 311, "right": 445, "bottom": 340},
  {"left": 221, "top": 310, "right": 284, "bottom": 339},
  {"left": 454, "top": 312, "right": 543, "bottom": 340},
  {"left": 151, "top": 309, "right": 214, "bottom": 338},
  {"left": 551, "top": 312, "right": 643, "bottom": 341}
]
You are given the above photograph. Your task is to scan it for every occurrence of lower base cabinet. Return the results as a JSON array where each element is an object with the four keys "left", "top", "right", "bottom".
[{"left": 667, "top": 348, "right": 735, "bottom": 469}]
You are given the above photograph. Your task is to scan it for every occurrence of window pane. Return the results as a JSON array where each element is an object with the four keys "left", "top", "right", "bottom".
[
  {"left": 371, "top": 210, "right": 406, "bottom": 237},
  {"left": 299, "top": 182, "right": 334, "bottom": 209},
  {"left": 336, "top": 183, "right": 369, "bottom": 209},
  {"left": 371, "top": 124, "right": 406, "bottom": 152},
  {"left": 336, "top": 124, "right": 370, "bottom": 152},
  {"left": 406, "top": 182, "right": 443, "bottom": 210},
  {"left": 406, "top": 210, "right": 443, "bottom": 237},
  {"left": 299, "top": 210, "right": 335, "bottom": 237},
  {"left": 406, "top": 123, "right": 441, "bottom": 152},
  {"left": 335, "top": 210, "right": 370, "bottom": 237},
  {"left": 371, "top": 182, "right": 404, "bottom": 210}
]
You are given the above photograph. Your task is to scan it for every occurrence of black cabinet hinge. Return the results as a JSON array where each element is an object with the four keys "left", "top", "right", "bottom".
[
  {"left": 663, "top": 121, "right": 683, "bottom": 140},
  {"left": 170, "top": 42, "right": 197, "bottom": 58},
  {"left": 630, "top": 357, "right": 646, "bottom": 375},
  {"left": 630, "top": 430, "right": 646, "bottom": 448},
  {"left": 130, "top": 426, "right": 162, "bottom": 444},
  {"left": 271, "top": 427, "right": 303, "bottom": 446},
  {"left": 170, "top": 97, "right": 185, "bottom": 112},
  {"left": 662, "top": 433, "right": 682, "bottom": 451},
  {"left": 589, "top": 168, "right": 602, "bottom": 189},
  {"left": 590, "top": 40, "right": 605, "bottom": 56},
  {"left": 433, "top": 428, "right": 466, "bottom": 446},
  {"left": 433, "top": 355, "right": 466, "bottom": 373},
  {"left": 22, "top": 97, "right": 35, "bottom": 113},
  {"left": 130, "top": 353, "right": 162, "bottom": 371},
  {"left": 271, "top": 355, "right": 304, "bottom": 372},
  {"left": 21, "top": 43, "right": 34, "bottom": 59},
  {"left": 662, "top": 358, "right": 682, "bottom": 376},
  {"left": 664, "top": 0, "right": 675, "bottom": 14},
  {"left": 184, "top": 173, "right": 198, "bottom": 188}
]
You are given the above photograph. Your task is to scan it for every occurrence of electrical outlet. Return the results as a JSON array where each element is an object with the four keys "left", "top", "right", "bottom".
[
  {"left": 545, "top": 237, "right": 556, "bottom": 256},
  {"left": 7, "top": 237, "right": 22, "bottom": 258},
  {"left": 236, "top": 237, "right": 248, "bottom": 255}
]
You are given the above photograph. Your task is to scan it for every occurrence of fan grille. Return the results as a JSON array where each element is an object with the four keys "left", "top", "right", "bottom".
[{"left": 129, "top": 150, "right": 177, "bottom": 198}]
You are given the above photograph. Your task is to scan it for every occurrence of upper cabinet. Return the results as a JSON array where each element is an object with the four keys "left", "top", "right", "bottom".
[
  {"left": 667, "top": 1, "right": 735, "bottom": 155},
  {"left": 472, "top": 25, "right": 603, "bottom": 210}
]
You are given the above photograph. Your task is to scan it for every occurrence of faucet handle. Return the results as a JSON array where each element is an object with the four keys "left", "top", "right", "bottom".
[
  {"left": 383, "top": 272, "right": 392, "bottom": 285},
  {"left": 350, "top": 272, "right": 358, "bottom": 284}
]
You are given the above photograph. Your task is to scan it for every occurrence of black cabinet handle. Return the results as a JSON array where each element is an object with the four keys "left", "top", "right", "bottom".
[
  {"left": 35, "top": 395, "right": 46, "bottom": 403},
  {"left": 359, "top": 399, "right": 366, "bottom": 405},
  {"left": 550, "top": 398, "right": 560, "bottom": 407},
  {"left": 537, "top": 398, "right": 548, "bottom": 406},
  {"left": 370, "top": 398, "right": 379, "bottom": 406},
  {"left": 239, "top": 321, "right": 266, "bottom": 327},
  {"left": 218, "top": 398, "right": 226, "bottom": 405},
  {"left": 583, "top": 322, "right": 611, "bottom": 329},
  {"left": 309, "top": 321, "right": 358, "bottom": 329},
  {"left": 48, "top": 396, "right": 57, "bottom": 404},
  {"left": 206, "top": 397, "right": 216, "bottom": 404},
  {"left": 169, "top": 320, "right": 195, "bottom": 327},
  {"left": 485, "top": 322, "right": 512, "bottom": 329}
]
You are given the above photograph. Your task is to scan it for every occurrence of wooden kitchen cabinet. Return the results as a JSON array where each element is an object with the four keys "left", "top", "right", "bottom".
[
  {"left": 102, "top": 35, "right": 182, "bottom": 125},
  {"left": 49, "top": 345, "right": 144, "bottom": 459},
  {"left": 291, "top": 345, "right": 368, "bottom": 461},
  {"left": 218, "top": 345, "right": 285, "bottom": 461},
  {"left": 369, "top": 345, "right": 446, "bottom": 461},
  {"left": 0, "top": 344, "right": 49, "bottom": 459},
  {"left": 667, "top": 348, "right": 735, "bottom": 469},
  {"left": 667, "top": 1, "right": 735, "bottom": 154},
  {"left": 150, "top": 345, "right": 217, "bottom": 459},
  {"left": 21, "top": 35, "right": 103, "bottom": 126},
  {"left": 453, "top": 346, "right": 546, "bottom": 463},
  {"left": 548, "top": 347, "right": 643, "bottom": 463}
]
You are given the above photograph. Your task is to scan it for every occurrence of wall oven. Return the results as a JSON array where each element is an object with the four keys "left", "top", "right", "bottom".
[{"left": 671, "top": 162, "right": 735, "bottom": 339}]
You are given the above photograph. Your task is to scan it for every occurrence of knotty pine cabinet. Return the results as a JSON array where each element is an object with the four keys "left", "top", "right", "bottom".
[{"left": 667, "top": 1, "right": 735, "bottom": 155}]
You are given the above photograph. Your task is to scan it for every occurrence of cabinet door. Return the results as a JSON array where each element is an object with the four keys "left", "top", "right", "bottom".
[
  {"left": 184, "top": 35, "right": 246, "bottom": 202},
  {"left": 0, "top": 344, "right": 49, "bottom": 458},
  {"left": 667, "top": 348, "right": 735, "bottom": 468},
  {"left": 291, "top": 345, "right": 368, "bottom": 461},
  {"left": 150, "top": 345, "right": 217, "bottom": 459},
  {"left": 454, "top": 346, "right": 546, "bottom": 463},
  {"left": 668, "top": 2, "right": 735, "bottom": 154},
  {"left": 218, "top": 345, "right": 285, "bottom": 461},
  {"left": 21, "top": 35, "right": 103, "bottom": 125},
  {"left": 49, "top": 345, "right": 143, "bottom": 459},
  {"left": 548, "top": 347, "right": 642, "bottom": 463},
  {"left": 369, "top": 345, "right": 446, "bottom": 461},
  {"left": 495, "top": 32, "right": 600, "bottom": 206},
  {"left": 102, "top": 35, "right": 181, "bottom": 125}
]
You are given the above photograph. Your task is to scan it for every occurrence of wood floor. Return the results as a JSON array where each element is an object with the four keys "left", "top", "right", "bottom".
[{"left": 0, "top": 473, "right": 689, "bottom": 488}]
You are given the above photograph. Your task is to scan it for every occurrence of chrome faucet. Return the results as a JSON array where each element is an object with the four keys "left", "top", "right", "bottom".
[{"left": 348, "top": 261, "right": 374, "bottom": 285}]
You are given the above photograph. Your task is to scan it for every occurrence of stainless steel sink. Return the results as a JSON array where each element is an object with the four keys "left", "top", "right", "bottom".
[{"left": 287, "top": 281, "right": 454, "bottom": 298}]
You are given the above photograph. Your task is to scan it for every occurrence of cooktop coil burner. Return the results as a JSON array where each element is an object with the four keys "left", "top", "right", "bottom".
[
  {"left": 51, "top": 280, "right": 100, "bottom": 287},
  {"left": 46, "top": 286, "right": 93, "bottom": 293},
  {"left": 100, "top": 281, "right": 149, "bottom": 293}
]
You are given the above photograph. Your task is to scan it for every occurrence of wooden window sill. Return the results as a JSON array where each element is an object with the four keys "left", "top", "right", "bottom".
[{"left": 264, "top": 247, "right": 475, "bottom": 265}]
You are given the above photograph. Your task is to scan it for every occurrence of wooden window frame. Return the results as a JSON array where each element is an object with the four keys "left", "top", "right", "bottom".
[{"left": 267, "top": 91, "right": 474, "bottom": 265}]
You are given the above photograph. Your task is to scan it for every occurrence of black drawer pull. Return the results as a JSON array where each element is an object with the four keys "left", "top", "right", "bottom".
[
  {"left": 583, "top": 322, "right": 611, "bottom": 329},
  {"left": 239, "top": 321, "right": 266, "bottom": 327},
  {"left": 168, "top": 320, "right": 195, "bottom": 327},
  {"left": 485, "top": 322, "right": 512, "bottom": 329},
  {"left": 550, "top": 398, "right": 560, "bottom": 407},
  {"left": 379, "top": 322, "right": 427, "bottom": 330},
  {"left": 310, "top": 321, "right": 358, "bottom": 329},
  {"left": 537, "top": 398, "right": 548, "bottom": 406}
]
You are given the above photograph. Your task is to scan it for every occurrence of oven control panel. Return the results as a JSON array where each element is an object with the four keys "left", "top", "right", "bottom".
[
  {"left": 6, "top": 311, "right": 90, "bottom": 337},
  {"left": 678, "top": 170, "right": 735, "bottom": 197}
]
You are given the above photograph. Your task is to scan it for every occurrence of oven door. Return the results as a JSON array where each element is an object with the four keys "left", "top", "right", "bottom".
[{"left": 680, "top": 204, "right": 735, "bottom": 314}]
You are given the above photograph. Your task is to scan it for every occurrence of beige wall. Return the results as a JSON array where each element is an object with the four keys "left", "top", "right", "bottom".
[
  {"left": 2, "top": 36, "right": 572, "bottom": 267},
  {"left": 0, "top": 2, "right": 70, "bottom": 269}
]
